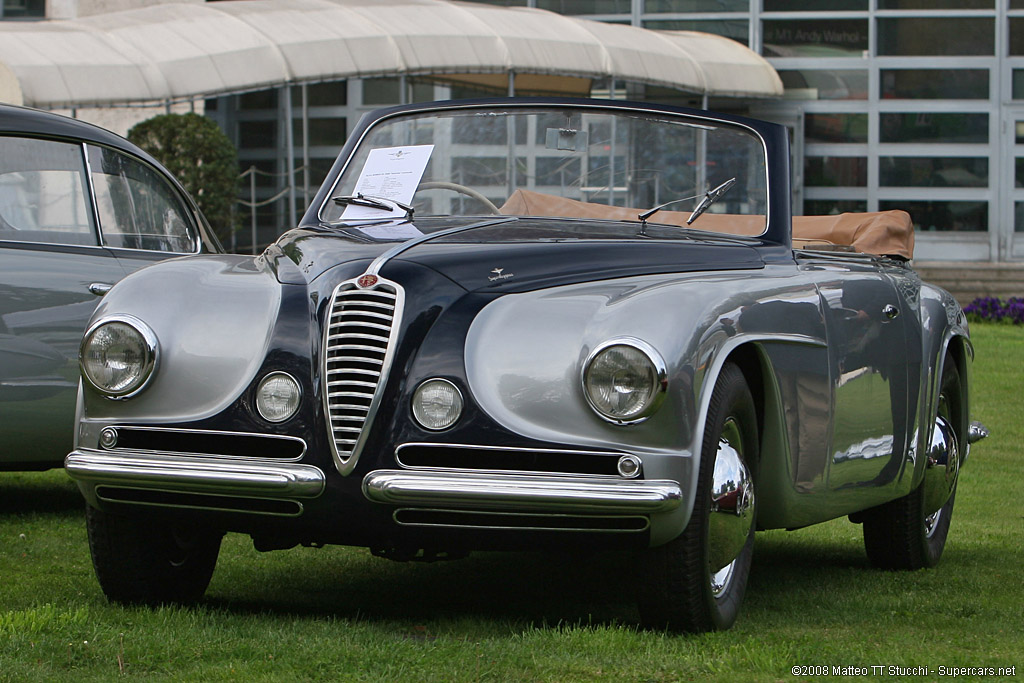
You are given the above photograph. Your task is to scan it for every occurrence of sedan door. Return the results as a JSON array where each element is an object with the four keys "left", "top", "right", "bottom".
[{"left": 0, "top": 136, "right": 128, "bottom": 469}]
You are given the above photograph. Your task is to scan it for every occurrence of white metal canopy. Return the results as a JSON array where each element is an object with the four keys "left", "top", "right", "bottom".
[{"left": 0, "top": 0, "right": 782, "bottom": 108}]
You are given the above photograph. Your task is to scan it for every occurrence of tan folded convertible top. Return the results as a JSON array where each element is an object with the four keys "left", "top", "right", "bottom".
[{"left": 499, "top": 189, "right": 915, "bottom": 260}]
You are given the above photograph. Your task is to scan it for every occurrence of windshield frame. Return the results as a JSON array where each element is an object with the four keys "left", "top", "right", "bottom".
[{"left": 312, "top": 98, "right": 780, "bottom": 245}]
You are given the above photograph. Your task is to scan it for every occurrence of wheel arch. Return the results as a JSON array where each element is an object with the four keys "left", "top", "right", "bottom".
[
  {"left": 911, "top": 284, "right": 973, "bottom": 487},
  {"left": 691, "top": 338, "right": 789, "bottom": 485}
]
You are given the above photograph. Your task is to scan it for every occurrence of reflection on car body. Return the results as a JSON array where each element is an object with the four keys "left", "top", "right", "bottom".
[
  {"left": 65, "top": 98, "right": 986, "bottom": 632},
  {"left": 0, "top": 104, "right": 220, "bottom": 471}
]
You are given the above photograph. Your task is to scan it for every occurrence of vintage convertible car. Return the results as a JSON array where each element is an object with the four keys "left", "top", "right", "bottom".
[
  {"left": 66, "top": 98, "right": 986, "bottom": 632},
  {"left": 0, "top": 104, "right": 221, "bottom": 471}
]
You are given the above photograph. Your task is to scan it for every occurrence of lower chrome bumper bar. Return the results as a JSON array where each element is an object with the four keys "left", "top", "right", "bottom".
[
  {"left": 362, "top": 469, "right": 682, "bottom": 514},
  {"left": 65, "top": 449, "right": 325, "bottom": 498}
]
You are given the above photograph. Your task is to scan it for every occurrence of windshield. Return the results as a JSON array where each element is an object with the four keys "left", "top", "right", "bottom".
[{"left": 320, "top": 106, "right": 768, "bottom": 237}]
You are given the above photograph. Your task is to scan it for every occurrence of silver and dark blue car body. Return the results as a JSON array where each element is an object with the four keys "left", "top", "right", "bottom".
[
  {"left": 66, "top": 99, "right": 983, "bottom": 632},
  {"left": 0, "top": 104, "right": 220, "bottom": 471}
]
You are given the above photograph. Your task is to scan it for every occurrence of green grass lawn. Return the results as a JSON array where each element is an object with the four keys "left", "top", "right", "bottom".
[{"left": 1, "top": 324, "right": 1021, "bottom": 681}]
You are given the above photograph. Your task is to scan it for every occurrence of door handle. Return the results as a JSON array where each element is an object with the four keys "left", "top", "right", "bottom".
[
  {"left": 882, "top": 304, "right": 899, "bottom": 320},
  {"left": 88, "top": 282, "right": 113, "bottom": 296}
]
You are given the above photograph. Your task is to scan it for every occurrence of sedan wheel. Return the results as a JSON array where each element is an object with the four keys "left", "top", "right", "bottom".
[{"left": 637, "top": 362, "right": 758, "bottom": 632}]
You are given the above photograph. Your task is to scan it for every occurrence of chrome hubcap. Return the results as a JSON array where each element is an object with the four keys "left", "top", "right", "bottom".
[
  {"left": 708, "top": 417, "right": 755, "bottom": 598},
  {"left": 921, "top": 392, "right": 960, "bottom": 517}
]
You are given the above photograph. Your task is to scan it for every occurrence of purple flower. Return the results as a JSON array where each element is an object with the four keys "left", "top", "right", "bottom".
[{"left": 964, "top": 297, "right": 1024, "bottom": 324}]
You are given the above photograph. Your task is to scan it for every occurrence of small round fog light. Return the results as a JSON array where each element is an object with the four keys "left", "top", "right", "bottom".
[
  {"left": 617, "top": 454, "right": 642, "bottom": 478},
  {"left": 256, "top": 372, "right": 301, "bottom": 423},
  {"left": 412, "top": 379, "right": 463, "bottom": 431}
]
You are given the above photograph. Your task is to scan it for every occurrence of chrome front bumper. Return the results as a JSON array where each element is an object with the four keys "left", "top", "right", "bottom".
[
  {"left": 65, "top": 449, "right": 326, "bottom": 499},
  {"left": 362, "top": 469, "right": 682, "bottom": 514}
]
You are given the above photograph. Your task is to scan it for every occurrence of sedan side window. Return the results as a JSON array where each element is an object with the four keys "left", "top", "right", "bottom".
[
  {"left": 0, "top": 136, "right": 97, "bottom": 246},
  {"left": 88, "top": 146, "right": 198, "bottom": 253}
]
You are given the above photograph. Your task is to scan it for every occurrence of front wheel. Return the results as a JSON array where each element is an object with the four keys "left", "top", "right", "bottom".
[
  {"left": 636, "top": 362, "right": 758, "bottom": 632},
  {"left": 86, "top": 505, "right": 223, "bottom": 605}
]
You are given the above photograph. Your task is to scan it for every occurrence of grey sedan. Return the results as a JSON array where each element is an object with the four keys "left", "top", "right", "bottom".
[{"left": 0, "top": 104, "right": 220, "bottom": 470}]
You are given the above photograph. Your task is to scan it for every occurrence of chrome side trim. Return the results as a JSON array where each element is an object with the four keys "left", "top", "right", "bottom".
[
  {"left": 66, "top": 449, "right": 325, "bottom": 498},
  {"left": 362, "top": 469, "right": 681, "bottom": 514}
]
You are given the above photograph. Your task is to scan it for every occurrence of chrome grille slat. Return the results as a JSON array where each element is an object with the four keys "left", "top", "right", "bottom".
[
  {"left": 328, "top": 344, "right": 388, "bottom": 353},
  {"left": 328, "top": 403, "right": 371, "bottom": 411},
  {"left": 331, "top": 308, "right": 394, "bottom": 319},
  {"left": 326, "top": 357, "right": 385, "bottom": 366},
  {"left": 323, "top": 278, "right": 403, "bottom": 476},
  {"left": 327, "top": 374, "right": 381, "bottom": 384},
  {"left": 329, "top": 323, "right": 392, "bottom": 334},
  {"left": 329, "top": 381, "right": 378, "bottom": 390}
]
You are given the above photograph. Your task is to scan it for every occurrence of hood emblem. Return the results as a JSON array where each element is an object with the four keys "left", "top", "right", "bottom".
[
  {"left": 488, "top": 267, "right": 514, "bottom": 282},
  {"left": 357, "top": 274, "right": 379, "bottom": 288}
]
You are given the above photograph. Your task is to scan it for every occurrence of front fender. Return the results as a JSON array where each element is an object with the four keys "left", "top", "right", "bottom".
[
  {"left": 80, "top": 255, "right": 282, "bottom": 424},
  {"left": 464, "top": 265, "right": 825, "bottom": 544}
]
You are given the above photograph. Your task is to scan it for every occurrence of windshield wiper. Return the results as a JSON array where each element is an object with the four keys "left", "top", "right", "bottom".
[
  {"left": 685, "top": 177, "right": 736, "bottom": 225},
  {"left": 332, "top": 193, "right": 414, "bottom": 219},
  {"left": 637, "top": 191, "right": 702, "bottom": 223},
  {"left": 636, "top": 177, "right": 737, "bottom": 227}
]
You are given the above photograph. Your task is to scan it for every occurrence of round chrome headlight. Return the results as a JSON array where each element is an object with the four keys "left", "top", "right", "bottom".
[
  {"left": 582, "top": 338, "right": 667, "bottom": 424},
  {"left": 256, "top": 372, "right": 301, "bottom": 423},
  {"left": 80, "top": 316, "right": 158, "bottom": 399},
  {"left": 412, "top": 378, "right": 463, "bottom": 431}
]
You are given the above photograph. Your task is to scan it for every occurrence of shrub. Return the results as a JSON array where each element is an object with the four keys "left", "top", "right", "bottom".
[
  {"left": 963, "top": 296, "right": 1024, "bottom": 324},
  {"left": 128, "top": 113, "right": 238, "bottom": 243}
]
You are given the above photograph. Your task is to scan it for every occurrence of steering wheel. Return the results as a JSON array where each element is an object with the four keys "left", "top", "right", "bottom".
[{"left": 416, "top": 181, "right": 501, "bottom": 215}]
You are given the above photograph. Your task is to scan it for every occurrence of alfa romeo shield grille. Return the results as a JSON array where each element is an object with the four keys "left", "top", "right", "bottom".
[{"left": 322, "top": 278, "right": 403, "bottom": 475}]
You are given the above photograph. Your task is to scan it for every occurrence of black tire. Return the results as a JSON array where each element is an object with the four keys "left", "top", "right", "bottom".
[
  {"left": 636, "top": 362, "right": 758, "bottom": 632},
  {"left": 862, "top": 357, "right": 961, "bottom": 570},
  {"left": 86, "top": 505, "right": 223, "bottom": 605}
]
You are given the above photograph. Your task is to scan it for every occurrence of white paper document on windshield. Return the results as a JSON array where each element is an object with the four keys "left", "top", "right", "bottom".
[{"left": 341, "top": 145, "right": 434, "bottom": 221}]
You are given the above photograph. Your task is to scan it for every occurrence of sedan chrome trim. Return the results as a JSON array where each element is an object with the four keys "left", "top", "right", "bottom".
[
  {"left": 362, "top": 469, "right": 681, "bottom": 514},
  {"left": 66, "top": 449, "right": 325, "bottom": 498}
]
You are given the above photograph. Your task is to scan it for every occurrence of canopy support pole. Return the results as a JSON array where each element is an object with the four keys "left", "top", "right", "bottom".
[
  {"left": 301, "top": 83, "right": 310, "bottom": 208},
  {"left": 283, "top": 84, "right": 297, "bottom": 230}
]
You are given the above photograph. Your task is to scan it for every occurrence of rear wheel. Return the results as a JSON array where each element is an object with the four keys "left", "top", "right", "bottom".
[
  {"left": 637, "top": 362, "right": 758, "bottom": 632},
  {"left": 86, "top": 505, "right": 223, "bottom": 605},
  {"left": 862, "top": 356, "right": 961, "bottom": 569}
]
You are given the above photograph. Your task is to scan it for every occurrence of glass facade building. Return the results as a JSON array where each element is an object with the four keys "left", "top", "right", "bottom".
[{"left": 200, "top": 0, "right": 1023, "bottom": 262}]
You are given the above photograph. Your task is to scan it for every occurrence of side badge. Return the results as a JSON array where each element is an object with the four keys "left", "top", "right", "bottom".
[{"left": 489, "top": 268, "right": 514, "bottom": 282}]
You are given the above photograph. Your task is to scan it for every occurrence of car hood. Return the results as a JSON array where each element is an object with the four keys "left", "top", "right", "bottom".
[{"left": 266, "top": 217, "right": 766, "bottom": 292}]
